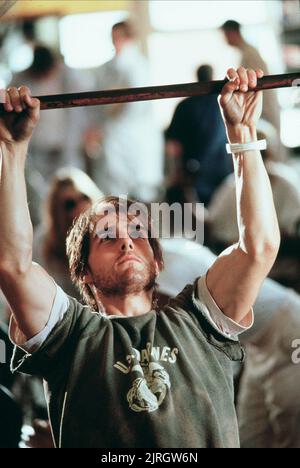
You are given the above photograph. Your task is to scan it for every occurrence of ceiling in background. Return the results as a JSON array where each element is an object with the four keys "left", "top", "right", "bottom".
[
  {"left": 1, "top": 0, "right": 129, "bottom": 20},
  {"left": 0, "top": 1, "right": 17, "bottom": 17}
]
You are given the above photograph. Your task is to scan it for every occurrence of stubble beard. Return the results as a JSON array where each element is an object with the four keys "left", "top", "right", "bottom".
[{"left": 92, "top": 261, "right": 157, "bottom": 297}]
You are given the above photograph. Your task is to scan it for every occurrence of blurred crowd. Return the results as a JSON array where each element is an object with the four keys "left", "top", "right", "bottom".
[{"left": 1, "top": 18, "right": 300, "bottom": 448}]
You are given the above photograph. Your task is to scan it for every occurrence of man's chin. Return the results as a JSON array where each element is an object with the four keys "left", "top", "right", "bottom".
[
  {"left": 117, "top": 268, "right": 152, "bottom": 291},
  {"left": 117, "top": 260, "right": 143, "bottom": 270},
  {"left": 118, "top": 268, "right": 144, "bottom": 283}
]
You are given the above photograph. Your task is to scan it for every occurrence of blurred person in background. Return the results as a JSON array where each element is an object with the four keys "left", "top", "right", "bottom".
[
  {"left": 89, "top": 21, "right": 163, "bottom": 202},
  {"left": 208, "top": 122, "right": 300, "bottom": 246},
  {"left": 165, "top": 65, "right": 232, "bottom": 206},
  {"left": 11, "top": 44, "right": 91, "bottom": 225},
  {"left": 34, "top": 168, "right": 103, "bottom": 300},
  {"left": 221, "top": 20, "right": 281, "bottom": 153}
]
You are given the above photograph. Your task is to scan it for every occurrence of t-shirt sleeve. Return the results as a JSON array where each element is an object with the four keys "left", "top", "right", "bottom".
[
  {"left": 10, "top": 294, "right": 103, "bottom": 381},
  {"left": 196, "top": 275, "right": 254, "bottom": 338},
  {"left": 9, "top": 284, "right": 70, "bottom": 353}
]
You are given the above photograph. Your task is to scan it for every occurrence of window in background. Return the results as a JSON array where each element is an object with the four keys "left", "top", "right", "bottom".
[
  {"left": 281, "top": 108, "right": 300, "bottom": 148},
  {"left": 7, "top": 42, "right": 33, "bottom": 73},
  {"left": 1, "top": 17, "right": 58, "bottom": 80},
  {"left": 149, "top": 0, "right": 268, "bottom": 31},
  {"left": 59, "top": 10, "right": 128, "bottom": 69},
  {"left": 35, "top": 16, "right": 60, "bottom": 50},
  {"left": 148, "top": 0, "right": 283, "bottom": 129},
  {"left": 148, "top": 29, "right": 239, "bottom": 127},
  {"left": 280, "top": 0, "right": 300, "bottom": 148},
  {"left": 0, "top": 64, "right": 11, "bottom": 88}
]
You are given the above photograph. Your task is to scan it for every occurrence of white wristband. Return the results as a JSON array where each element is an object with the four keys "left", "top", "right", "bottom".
[{"left": 226, "top": 139, "right": 267, "bottom": 155}]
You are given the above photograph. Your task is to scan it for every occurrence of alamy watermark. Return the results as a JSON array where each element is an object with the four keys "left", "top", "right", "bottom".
[
  {"left": 91, "top": 196, "right": 205, "bottom": 246},
  {"left": 291, "top": 339, "right": 300, "bottom": 364}
]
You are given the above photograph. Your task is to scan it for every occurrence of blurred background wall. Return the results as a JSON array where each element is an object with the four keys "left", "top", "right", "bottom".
[{"left": 0, "top": 0, "right": 300, "bottom": 150}]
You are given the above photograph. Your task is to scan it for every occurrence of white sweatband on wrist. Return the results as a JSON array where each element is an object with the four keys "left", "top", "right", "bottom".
[{"left": 226, "top": 139, "right": 267, "bottom": 155}]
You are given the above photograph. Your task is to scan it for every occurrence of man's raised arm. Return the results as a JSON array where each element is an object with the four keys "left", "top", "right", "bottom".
[
  {"left": 0, "top": 86, "right": 56, "bottom": 342},
  {"left": 205, "top": 67, "right": 281, "bottom": 326}
]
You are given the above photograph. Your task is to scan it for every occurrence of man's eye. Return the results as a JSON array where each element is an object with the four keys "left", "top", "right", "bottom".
[
  {"left": 97, "top": 230, "right": 114, "bottom": 240},
  {"left": 130, "top": 228, "right": 148, "bottom": 239}
]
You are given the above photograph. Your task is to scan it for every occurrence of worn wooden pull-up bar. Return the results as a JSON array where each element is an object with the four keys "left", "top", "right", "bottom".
[{"left": 1, "top": 72, "right": 300, "bottom": 113}]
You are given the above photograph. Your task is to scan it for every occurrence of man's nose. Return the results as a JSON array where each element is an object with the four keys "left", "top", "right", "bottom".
[{"left": 120, "top": 235, "right": 134, "bottom": 252}]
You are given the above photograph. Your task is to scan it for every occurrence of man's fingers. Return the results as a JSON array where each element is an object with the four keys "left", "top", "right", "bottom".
[
  {"left": 219, "top": 80, "right": 238, "bottom": 107},
  {"left": 0, "top": 89, "right": 6, "bottom": 104},
  {"left": 220, "top": 66, "right": 261, "bottom": 112},
  {"left": 220, "top": 69, "right": 240, "bottom": 105},
  {"left": 18, "top": 87, "right": 39, "bottom": 110},
  {"left": 21, "top": 93, "right": 40, "bottom": 123},
  {"left": 222, "top": 80, "right": 239, "bottom": 96},
  {"left": 237, "top": 67, "right": 248, "bottom": 92},
  {"left": 22, "top": 94, "right": 40, "bottom": 111},
  {"left": 1, "top": 86, "right": 39, "bottom": 116},
  {"left": 0, "top": 88, "right": 13, "bottom": 112},
  {"left": 23, "top": 95, "right": 40, "bottom": 109},
  {"left": 3, "top": 90, "right": 13, "bottom": 112},
  {"left": 7, "top": 87, "right": 23, "bottom": 113},
  {"left": 247, "top": 69, "right": 257, "bottom": 89},
  {"left": 19, "top": 86, "right": 39, "bottom": 108},
  {"left": 0, "top": 85, "right": 40, "bottom": 130},
  {"left": 256, "top": 68, "right": 264, "bottom": 79},
  {"left": 225, "top": 67, "right": 260, "bottom": 95},
  {"left": 227, "top": 67, "right": 239, "bottom": 83},
  {"left": 16, "top": 86, "right": 40, "bottom": 124},
  {"left": 18, "top": 86, "right": 31, "bottom": 104}
]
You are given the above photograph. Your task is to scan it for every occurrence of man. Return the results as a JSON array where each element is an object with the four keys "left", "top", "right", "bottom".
[
  {"left": 221, "top": 20, "right": 281, "bottom": 144},
  {"left": 165, "top": 64, "right": 232, "bottom": 205},
  {"left": 0, "top": 67, "right": 280, "bottom": 448},
  {"left": 90, "top": 21, "right": 163, "bottom": 202}
]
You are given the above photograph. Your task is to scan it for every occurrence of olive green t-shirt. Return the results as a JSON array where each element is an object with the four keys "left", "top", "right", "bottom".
[{"left": 11, "top": 280, "right": 244, "bottom": 448}]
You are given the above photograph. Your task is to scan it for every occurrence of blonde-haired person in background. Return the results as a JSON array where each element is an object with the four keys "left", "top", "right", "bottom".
[{"left": 33, "top": 167, "right": 103, "bottom": 299}]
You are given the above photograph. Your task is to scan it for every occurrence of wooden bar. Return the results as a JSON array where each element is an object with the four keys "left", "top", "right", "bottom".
[{"left": 1, "top": 72, "right": 300, "bottom": 113}]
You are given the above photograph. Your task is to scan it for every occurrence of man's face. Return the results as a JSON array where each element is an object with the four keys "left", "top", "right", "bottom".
[
  {"left": 112, "top": 29, "right": 129, "bottom": 55},
  {"left": 58, "top": 186, "right": 91, "bottom": 237},
  {"left": 223, "top": 30, "right": 239, "bottom": 46},
  {"left": 85, "top": 208, "right": 159, "bottom": 297}
]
